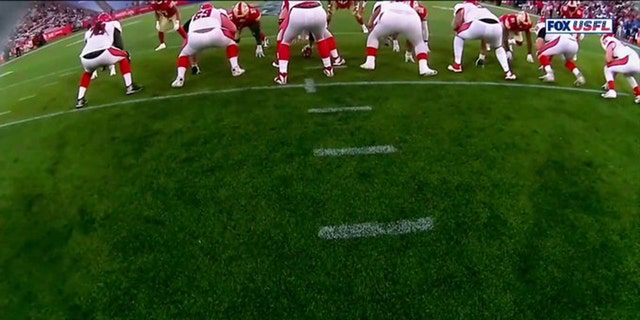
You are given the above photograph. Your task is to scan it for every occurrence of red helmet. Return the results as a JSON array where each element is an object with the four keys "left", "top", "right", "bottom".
[
  {"left": 96, "top": 12, "right": 112, "bottom": 23},
  {"left": 201, "top": 2, "right": 214, "bottom": 10}
]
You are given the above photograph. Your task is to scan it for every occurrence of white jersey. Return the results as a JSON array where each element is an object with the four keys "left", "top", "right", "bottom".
[
  {"left": 603, "top": 37, "right": 636, "bottom": 59},
  {"left": 189, "top": 7, "right": 223, "bottom": 32},
  {"left": 81, "top": 20, "right": 122, "bottom": 56},
  {"left": 453, "top": 2, "right": 497, "bottom": 22},
  {"left": 535, "top": 22, "right": 574, "bottom": 43},
  {"left": 374, "top": 1, "right": 413, "bottom": 13},
  {"left": 283, "top": 1, "right": 322, "bottom": 10}
]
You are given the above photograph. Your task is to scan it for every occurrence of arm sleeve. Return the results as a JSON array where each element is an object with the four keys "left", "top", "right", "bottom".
[{"left": 113, "top": 28, "right": 124, "bottom": 50}]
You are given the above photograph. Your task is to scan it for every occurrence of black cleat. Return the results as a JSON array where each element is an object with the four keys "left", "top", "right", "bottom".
[
  {"left": 75, "top": 97, "right": 87, "bottom": 109},
  {"left": 126, "top": 83, "right": 143, "bottom": 95},
  {"left": 191, "top": 65, "right": 201, "bottom": 75}
]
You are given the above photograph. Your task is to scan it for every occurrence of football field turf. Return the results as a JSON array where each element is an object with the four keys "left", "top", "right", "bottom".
[{"left": 1, "top": 1, "right": 640, "bottom": 319}]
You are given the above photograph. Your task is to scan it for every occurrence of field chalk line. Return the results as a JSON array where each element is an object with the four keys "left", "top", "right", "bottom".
[
  {"left": 0, "top": 80, "right": 625, "bottom": 130},
  {"left": 18, "top": 95, "right": 35, "bottom": 101},
  {"left": 318, "top": 217, "right": 434, "bottom": 240},
  {"left": 0, "top": 71, "right": 14, "bottom": 78},
  {"left": 0, "top": 111, "right": 10, "bottom": 117},
  {"left": 308, "top": 106, "right": 372, "bottom": 114},
  {"left": 305, "top": 65, "right": 348, "bottom": 70},
  {"left": 304, "top": 78, "right": 317, "bottom": 93},
  {"left": 314, "top": 145, "right": 397, "bottom": 157},
  {"left": 65, "top": 39, "right": 85, "bottom": 47}
]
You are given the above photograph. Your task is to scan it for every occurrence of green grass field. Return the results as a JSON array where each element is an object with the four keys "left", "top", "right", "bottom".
[{"left": 1, "top": 1, "right": 640, "bottom": 319}]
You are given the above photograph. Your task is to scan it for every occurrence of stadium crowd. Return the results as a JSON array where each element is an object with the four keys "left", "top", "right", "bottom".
[{"left": 2, "top": 1, "right": 640, "bottom": 63}]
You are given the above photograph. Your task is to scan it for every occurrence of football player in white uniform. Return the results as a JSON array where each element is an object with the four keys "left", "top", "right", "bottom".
[
  {"left": 275, "top": 0, "right": 334, "bottom": 85},
  {"left": 449, "top": 0, "right": 516, "bottom": 80},
  {"left": 361, "top": 1, "right": 437, "bottom": 76},
  {"left": 535, "top": 17, "right": 585, "bottom": 86},
  {"left": 171, "top": 3, "right": 245, "bottom": 88},
  {"left": 76, "top": 13, "right": 142, "bottom": 109},
  {"left": 600, "top": 34, "right": 640, "bottom": 103}
]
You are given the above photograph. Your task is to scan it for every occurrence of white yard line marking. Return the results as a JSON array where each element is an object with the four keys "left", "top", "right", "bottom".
[
  {"left": 308, "top": 106, "right": 372, "bottom": 114},
  {"left": 42, "top": 81, "right": 59, "bottom": 87},
  {"left": 0, "top": 66, "right": 78, "bottom": 91},
  {"left": 304, "top": 78, "right": 316, "bottom": 93},
  {"left": 313, "top": 145, "right": 397, "bottom": 157},
  {"left": 18, "top": 95, "right": 35, "bottom": 101},
  {"left": 58, "top": 71, "right": 77, "bottom": 78},
  {"left": 0, "top": 80, "right": 619, "bottom": 130},
  {"left": 433, "top": 6, "right": 454, "bottom": 11},
  {"left": 0, "top": 71, "right": 14, "bottom": 78},
  {"left": 65, "top": 39, "right": 85, "bottom": 47},
  {"left": 123, "top": 21, "right": 141, "bottom": 27},
  {"left": 0, "top": 111, "right": 11, "bottom": 117},
  {"left": 318, "top": 217, "right": 434, "bottom": 240},
  {"left": 304, "top": 65, "right": 348, "bottom": 70}
]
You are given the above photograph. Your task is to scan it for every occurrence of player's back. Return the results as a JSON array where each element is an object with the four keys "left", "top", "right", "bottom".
[
  {"left": 285, "top": 1, "right": 322, "bottom": 9},
  {"left": 81, "top": 21, "right": 121, "bottom": 56},
  {"left": 189, "top": 8, "right": 222, "bottom": 31},
  {"left": 454, "top": 2, "right": 496, "bottom": 22},
  {"left": 607, "top": 38, "right": 635, "bottom": 58}
]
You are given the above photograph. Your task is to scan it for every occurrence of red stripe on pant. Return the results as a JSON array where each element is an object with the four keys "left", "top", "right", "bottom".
[
  {"left": 108, "top": 47, "right": 129, "bottom": 58},
  {"left": 538, "top": 37, "right": 560, "bottom": 56},
  {"left": 607, "top": 55, "right": 629, "bottom": 67}
]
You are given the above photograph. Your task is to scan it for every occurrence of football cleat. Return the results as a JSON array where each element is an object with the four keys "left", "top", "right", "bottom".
[
  {"left": 155, "top": 43, "right": 166, "bottom": 51},
  {"left": 323, "top": 66, "right": 334, "bottom": 78},
  {"left": 231, "top": 67, "right": 245, "bottom": 77},
  {"left": 332, "top": 56, "right": 346, "bottom": 66},
  {"left": 360, "top": 62, "right": 375, "bottom": 70},
  {"left": 505, "top": 71, "right": 517, "bottom": 80},
  {"left": 574, "top": 76, "right": 586, "bottom": 87},
  {"left": 539, "top": 73, "right": 555, "bottom": 82},
  {"left": 191, "top": 65, "right": 201, "bottom": 75},
  {"left": 601, "top": 90, "right": 617, "bottom": 99},
  {"left": 447, "top": 64, "right": 463, "bottom": 73},
  {"left": 420, "top": 69, "right": 438, "bottom": 77},
  {"left": 126, "top": 83, "right": 143, "bottom": 95},
  {"left": 75, "top": 97, "right": 87, "bottom": 109},
  {"left": 274, "top": 73, "right": 287, "bottom": 85},
  {"left": 171, "top": 77, "right": 184, "bottom": 88}
]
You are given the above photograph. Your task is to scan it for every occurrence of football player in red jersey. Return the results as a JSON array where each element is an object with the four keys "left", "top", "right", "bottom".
[
  {"left": 498, "top": 12, "right": 534, "bottom": 64},
  {"left": 327, "top": 0, "right": 368, "bottom": 33},
  {"left": 229, "top": 2, "right": 269, "bottom": 58},
  {"left": 151, "top": 0, "right": 188, "bottom": 51},
  {"left": 403, "top": 1, "right": 431, "bottom": 63},
  {"left": 561, "top": 0, "right": 584, "bottom": 59}
]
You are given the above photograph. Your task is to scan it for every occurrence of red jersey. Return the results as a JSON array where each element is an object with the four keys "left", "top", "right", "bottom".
[
  {"left": 561, "top": 5, "right": 584, "bottom": 19},
  {"left": 151, "top": 1, "right": 178, "bottom": 18},
  {"left": 229, "top": 4, "right": 261, "bottom": 29},
  {"left": 500, "top": 14, "right": 532, "bottom": 32},
  {"left": 334, "top": 0, "right": 352, "bottom": 9}
]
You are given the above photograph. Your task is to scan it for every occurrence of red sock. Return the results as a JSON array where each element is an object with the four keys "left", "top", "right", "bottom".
[
  {"left": 317, "top": 39, "right": 330, "bottom": 59},
  {"left": 564, "top": 60, "right": 576, "bottom": 71},
  {"left": 226, "top": 44, "right": 239, "bottom": 58},
  {"left": 608, "top": 80, "right": 616, "bottom": 90},
  {"left": 366, "top": 47, "right": 377, "bottom": 57},
  {"left": 539, "top": 55, "right": 551, "bottom": 66},
  {"left": 177, "top": 56, "right": 189, "bottom": 68},
  {"left": 276, "top": 40, "right": 282, "bottom": 59},
  {"left": 416, "top": 52, "right": 428, "bottom": 61},
  {"left": 158, "top": 32, "right": 165, "bottom": 43},
  {"left": 119, "top": 59, "right": 132, "bottom": 74},
  {"left": 634, "top": 86, "right": 640, "bottom": 96},
  {"left": 80, "top": 71, "right": 91, "bottom": 88},
  {"left": 177, "top": 27, "right": 187, "bottom": 40},
  {"left": 327, "top": 36, "right": 337, "bottom": 52},
  {"left": 278, "top": 43, "right": 291, "bottom": 61}
]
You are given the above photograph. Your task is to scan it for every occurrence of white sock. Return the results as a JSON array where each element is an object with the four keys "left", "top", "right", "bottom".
[
  {"left": 572, "top": 68, "right": 582, "bottom": 77},
  {"left": 494, "top": 47, "right": 510, "bottom": 72},
  {"left": 418, "top": 59, "right": 428, "bottom": 74},
  {"left": 366, "top": 55, "right": 375, "bottom": 65},
  {"left": 478, "top": 53, "right": 486, "bottom": 60},
  {"left": 278, "top": 60, "right": 289, "bottom": 74},
  {"left": 544, "top": 65, "right": 553, "bottom": 74},
  {"left": 330, "top": 49, "right": 339, "bottom": 59},
  {"left": 229, "top": 57, "right": 239, "bottom": 69},
  {"left": 322, "top": 57, "right": 331, "bottom": 68},
  {"left": 77, "top": 87, "right": 86, "bottom": 100},
  {"left": 123, "top": 73, "right": 132, "bottom": 87},
  {"left": 177, "top": 67, "right": 186, "bottom": 80},
  {"left": 454, "top": 36, "right": 464, "bottom": 64}
]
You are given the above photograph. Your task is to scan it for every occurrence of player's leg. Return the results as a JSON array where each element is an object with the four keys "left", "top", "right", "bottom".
[
  {"left": 76, "top": 57, "right": 97, "bottom": 108},
  {"left": 602, "top": 64, "right": 620, "bottom": 99},
  {"left": 537, "top": 38, "right": 561, "bottom": 82},
  {"left": 107, "top": 48, "right": 141, "bottom": 95},
  {"left": 171, "top": 16, "right": 188, "bottom": 40},
  {"left": 449, "top": 21, "right": 476, "bottom": 72},
  {"left": 308, "top": 8, "right": 333, "bottom": 77},
  {"left": 323, "top": 29, "right": 345, "bottom": 65},
  {"left": 487, "top": 23, "right": 515, "bottom": 80},
  {"left": 361, "top": 15, "right": 392, "bottom": 70},
  {"left": 404, "top": 17, "right": 436, "bottom": 76},
  {"left": 273, "top": 28, "right": 284, "bottom": 68},
  {"left": 353, "top": 2, "right": 368, "bottom": 33},
  {"left": 562, "top": 41, "right": 584, "bottom": 86},
  {"left": 276, "top": 10, "right": 304, "bottom": 84},
  {"left": 156, "top": 17, "right": 168, "bottom": 51},
  {"left": 213, "top": 28, "right": 245, "bottom": 76},
  {"left": 172, "top": 35, "right": 199, "bottom": 87}
]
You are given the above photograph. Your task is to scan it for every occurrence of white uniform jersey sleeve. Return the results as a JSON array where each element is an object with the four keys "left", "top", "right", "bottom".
[
  {"left": 110, "top": 20, "right": 122, "bottom": 33},
  {"left": 81, "top": 22, "right": 117, "bottom": 56}
]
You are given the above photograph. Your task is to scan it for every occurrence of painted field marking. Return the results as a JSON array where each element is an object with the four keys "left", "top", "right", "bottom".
[
  {"left": 318, "top": 217, "right": 434, "bottom": 240},
  {"left": 123, "top": 21, "right": 141, "bottom": 27},
  {"left": 304, "top": 78, "right": 316, "bottom": 93},
  {"left": 0, "top": 66, "right": 79, "bottom": 91},
  {"left": 433, "top": 6, "right": 454, "bottom": 11},
  {"left": 42, "top": 81, "right": 59, "bottom": 87},
  {"left": 65, "top": 39, "right": 85, "bottom": 47},
  {"left": 305, "top": 65, "right": 348, "bottom": 70},
  {"left": 59, "top": 71, "right": 77, "bottom": 78},
  {"left": 313, "top": 145, "right": 397, "bottom": 157},
  {"left": 0, "top": 111, "right": 10, "bottom": 117},
  {"left": 0, "top": 80, "right": 623, "bottom": 130},
  {"left": 0, "top": 71, "right": 14, "bottom": 78},
  {"left": 18, "top": 95, "right": 35, "bottom": 101},
  {"left": 308, "top": 106, "right": 372, "bottom": 114}
]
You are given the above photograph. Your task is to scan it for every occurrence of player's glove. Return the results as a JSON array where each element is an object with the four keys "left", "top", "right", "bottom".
[
  {"left": 173, "top": 20, "right": 180, "bottom": 31},
  {"left": 392, "top": 40, "right": 400, "bottom": 52},
  {"left": 526, "top": 54, "right": 534, "bottom": 63},
  {"left": 155, "top": 21, "right": 161, "bottom": 31},
  {"left": 405, "top": 51, "right": 415, "bottom": 63},
  {"left": 256, "top": 45, "right": 264, "bottom": 58}
]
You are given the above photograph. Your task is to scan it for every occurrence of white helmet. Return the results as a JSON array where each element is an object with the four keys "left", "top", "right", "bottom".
[{"left": 232, "top": 1, "right": 250, "bottom": 18}]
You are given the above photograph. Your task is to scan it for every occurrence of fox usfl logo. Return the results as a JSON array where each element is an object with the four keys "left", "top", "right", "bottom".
[{"left": 547, "top": 19, "right": 613, "bottom": 34}]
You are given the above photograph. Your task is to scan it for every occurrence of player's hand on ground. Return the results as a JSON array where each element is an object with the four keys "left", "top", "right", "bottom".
[
  {"left": 173, "top": 20, "right": 180, "bottom": 31},
  {"left": 405, "top": 51, "right": 415, "bottom": 63},
  {"left": 392, "top": 40, "right": 400, "bottom": 52},
  {"left": 256, "top": 45, "right": 264, "bottom": 58},
  {"left": 155, "top": 21, "right": 161, "bottom": 31},
  {"left": 526, "top": 54, "right": 534, "bottom": 63}
]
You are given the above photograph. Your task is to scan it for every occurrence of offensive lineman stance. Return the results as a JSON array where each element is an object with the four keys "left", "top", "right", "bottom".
[
  {"left": 76, "top": 13, "right": 142, "bottom": 109},
  {"left": 171, "top": 3, "right": 245, "bottom": 88},
  {"left": 449, "top": 0, "right": 515, "bottom": 80},
  {"left": 600, "top": 34, "right": 640, "bottom": 103},
  {"left": 535, "top": 17, "right": 585, "bottom": 86},
  {"left": 361, "top": 1, "right": 437, "bottom": 76}
]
